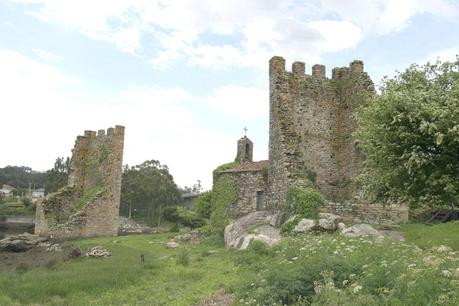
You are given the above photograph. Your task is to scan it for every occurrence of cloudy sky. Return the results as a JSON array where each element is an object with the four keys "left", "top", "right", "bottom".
[{"left": 1, "top": 0, "right": 458, "bottom": 189}]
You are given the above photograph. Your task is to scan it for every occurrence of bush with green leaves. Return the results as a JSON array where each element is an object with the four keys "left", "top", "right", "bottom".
[
  {"left": 176, "top": 207, "right": 206, "bottom": 229},
  {"left": 355, "top": 60, "right": 459, "bottom": 209},
  {"left": 192, "top": 191, "right": 213, "bottom": 219},
  {"left": 285, "top": 186, "right": 324, "bottom": 219},
  {"left": 21, "top": 197, "right": 32, "bottom": 207},
  {"left": 162, "top": 206, "right": 179, "bottom": 222}
]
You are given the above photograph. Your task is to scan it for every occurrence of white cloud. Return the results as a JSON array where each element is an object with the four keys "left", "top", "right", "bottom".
[
  {"left": 10, "top": 0, "right": 370, "bottom": 69},
  {"left": 320, "top": 0, "right": 459, "bottom": 35},
  {"left": 207, "top": 85, "right": 267, "bottom": 120},
  {"left": 421, "top": 46, "right": 459, "bottom": 63},
  {"left": 11, "top": 0, "right": 459, "bottom": 70},
  {"left": 0, "top": 50, "right": 266, "bottom": 189},
  {"left": 32, "top": 48, "right": 62, "bottom": 62}
]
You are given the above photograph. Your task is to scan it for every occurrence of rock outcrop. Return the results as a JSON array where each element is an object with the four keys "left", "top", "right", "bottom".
[
  {"left": 0, "top": 233, "right": 60, "bottom": 252},
  {"left": 340, "top": 224, "right": 383, "bottom": 238},
  {"left": 224, "top": 211, "right": 281, "bottom": 250}
]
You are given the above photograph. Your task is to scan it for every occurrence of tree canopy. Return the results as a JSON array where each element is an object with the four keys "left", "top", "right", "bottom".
[
  {"left": 355, "top": 60, "right": 459, "bottom": 209},
  {"left": 44, "top": 157, "right": 70, "bottom": 194},
  {"left": 120, "top": 160, "right": 181, "bottom": 224}
]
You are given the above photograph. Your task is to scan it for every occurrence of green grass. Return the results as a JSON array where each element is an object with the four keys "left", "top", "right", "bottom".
[
  {"left": 0, "top": 222, "right": 458, "bottom": 305},
  {"left": 401, "top": 221, "right": 459, "bottom": 250},
  {"left": 0, "top": 203, "right": 35, "bottom": 215},
  {"left": 0, "top": 233, "right": 245, "bottom": 305}
]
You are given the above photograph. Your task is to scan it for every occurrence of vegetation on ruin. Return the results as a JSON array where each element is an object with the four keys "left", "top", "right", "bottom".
[
  {"left": 285, "top": 186, "right": 325, "bottom": 219},
  {"left": 0, "top": 222, "right": 458, "bottom": 305},
  {"left": 213, "top": 161, "right": 240, "bottom": 174},
  {"left": 72, "top": 185, "right": 105, "bottom": 215},
  {"left": 209, "top": 174, "right": 238, "bottom": 232},
  {"left": 355, "top": 60, "right": 459, "bottom": 210}
]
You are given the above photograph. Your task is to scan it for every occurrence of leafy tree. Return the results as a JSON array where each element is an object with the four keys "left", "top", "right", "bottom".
[
  {"left": 0, "top": 165, "right": 46, "bottom": 194},
  {"left": 192, "top": 191, "right": 213, "bottom": 219},
  {"left": 44, "top": 157, "right": 70, "bottom": 194},
  {"left": 182, "top": 180, "right": 203, "bottom": 193},
  {"left": 120, "top": 160, "right": 181, "bottom": 225},
  {"left": 355, "top": 60, "right": 459, "bottom": 209}
]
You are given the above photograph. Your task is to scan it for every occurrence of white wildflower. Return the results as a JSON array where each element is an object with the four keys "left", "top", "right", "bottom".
[
  {"left": 353, "top": 285, "right": 363, "bottom": 294},
  {"left": 441, "top": 270, "right": 452, "bottom": 277},
  {"left": 437, "top": 245, "right": 452, "bottom": 253}
]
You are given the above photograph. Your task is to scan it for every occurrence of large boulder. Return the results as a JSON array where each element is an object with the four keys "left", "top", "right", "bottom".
[
  {"left": 224, "top": 211, "right": 281, "bottom": 250},
  {"left": 293, "top": 219, "right": 317, "bottom": 232},
  {"left": 0, "top": 233, "right": 51, "bottom": 252},
  {"left": 317, "top": 213, "right": 343, "bottom": 231},
  {"left": 340, "top": 224, "right": 383, "bottom": 238}
]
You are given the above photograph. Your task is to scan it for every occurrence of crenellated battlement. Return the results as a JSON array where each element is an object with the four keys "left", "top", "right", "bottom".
[{"left": 269, "top": 56, "right": 366, "bottom": 81}]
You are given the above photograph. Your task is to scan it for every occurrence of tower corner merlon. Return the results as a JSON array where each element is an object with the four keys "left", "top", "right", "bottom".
[{"left": 269, "top": 56, "right": 286, "bottom": 76}]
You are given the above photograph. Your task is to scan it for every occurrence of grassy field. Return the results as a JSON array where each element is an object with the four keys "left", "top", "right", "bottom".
[
  {"left": 0, "top": 222, "right": 458, "bottom": 305},
  {"left": 402, "top": 221, "right": 459, "bottom": 251}
]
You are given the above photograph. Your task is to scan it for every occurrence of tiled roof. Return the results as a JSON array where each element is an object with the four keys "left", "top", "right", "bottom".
[{"left": 218, "top": 160, "right": 269, "bottom": 173}]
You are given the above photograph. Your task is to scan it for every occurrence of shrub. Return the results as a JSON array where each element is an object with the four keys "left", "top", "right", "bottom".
[
  {"left": 21, "top": 197, "right": 33, "bottom": 207},
  {"left": 176, "top": 248, "right": 190, "bottom": 267},
  {"left": 192, "top": 191, "right": 213, "bottom": 219},
  {"left": 163, "top": 206, "right": 179, "bottom": 222},
  {"left": 169, "top": 223, "right": 179, "bottom": 233},
  {"left": 176, "top": 207, "right": 206, "bottom": 229},
  {"left": 285, "top": 187, "right": 324, "bottom": 219},
  {"left": 248, "top": 240, "right": 273, "bottom": 256}
]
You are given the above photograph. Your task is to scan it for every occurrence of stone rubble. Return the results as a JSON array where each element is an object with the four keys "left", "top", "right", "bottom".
[
  {"left": 118, "top": 216, "right": 153, "bottom": 234},
  {"left": 166, "top": 241, "right": 181, "bottom": 249},
  {"left": 86, "top": 246, "right": 112, "bottom": 257}
]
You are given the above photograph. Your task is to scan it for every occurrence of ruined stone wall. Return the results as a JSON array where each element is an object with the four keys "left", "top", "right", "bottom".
[
  {"left": 267, "top": 56, "right": 374, "bottom": 212},
  {"left": 216, "top": 170, "right": 268, "bottom": 219},
  {"left": 35, "top": 126, "right": 124, "bottom": 239},
  {"left": 322, "top": 201, "right": 409, "bottom": 226}
]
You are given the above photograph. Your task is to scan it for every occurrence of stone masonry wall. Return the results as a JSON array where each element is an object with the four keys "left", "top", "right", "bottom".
[
  {"left": 216, "top": 170, "right": 268, "bottom": 219},
  {"left": 322, "top": 201, "right": 409, "bottom": 225},
  {"left": 35, "top": 126, "right": 124, "bottom": 239},
  {"left": 267, "top": 56, "right": 374, "bottom": 212}
]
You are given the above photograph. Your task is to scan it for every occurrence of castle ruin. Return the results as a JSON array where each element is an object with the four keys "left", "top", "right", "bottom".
[
  {"left": 215, "top": 57, "right": 408, "bottom": 224},
  {"left": 35, "top": 126, "right": 125, "bottom": 239}
]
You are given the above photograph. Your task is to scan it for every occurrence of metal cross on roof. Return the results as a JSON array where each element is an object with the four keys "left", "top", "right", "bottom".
[{"left": 244, "top": 126, "right": 248, "bottom": 136}]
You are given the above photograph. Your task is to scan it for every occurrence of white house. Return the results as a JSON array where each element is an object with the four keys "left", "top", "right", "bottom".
[
  {"left": 0, "top": 184, "right": 15, "bottom": 195},
  {"left": 32, "top": 188, "right": 45, "bottom": 199}
]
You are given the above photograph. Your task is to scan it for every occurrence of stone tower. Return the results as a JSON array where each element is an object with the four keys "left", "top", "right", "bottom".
[
  {"left": 267, "top": 56, "right": 374, "bottom": 211},
  {"left": 236, "top": 136, "right": 253, "bottom": 163},
  {"left": 35, "top": 126, "right": 125, "bottom": 239}
]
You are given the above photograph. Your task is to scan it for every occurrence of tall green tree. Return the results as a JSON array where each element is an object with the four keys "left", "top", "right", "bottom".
[
  {"left": 120, "top": 160, "right": 181, "bottom": 225},
  {"left": 355, "top": 60, "right": 459, "bottom": 209},
  {"left": 44, "top": 157, "right": 70, "bottom": 194}
]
